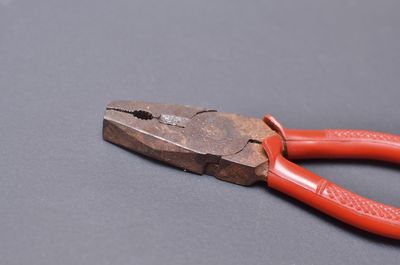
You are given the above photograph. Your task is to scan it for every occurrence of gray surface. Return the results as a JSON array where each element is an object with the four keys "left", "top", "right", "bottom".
[{"left": 1, "top": 0, "right": 400, "bottom": 264}]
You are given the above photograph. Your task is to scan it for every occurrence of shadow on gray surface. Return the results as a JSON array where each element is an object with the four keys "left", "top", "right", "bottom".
[{"left": 111, "top": 137, "right": 400, "bottom": 245}]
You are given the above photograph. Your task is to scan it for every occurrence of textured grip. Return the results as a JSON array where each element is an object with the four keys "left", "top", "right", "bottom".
[
  {"left": 323, "top": 183, "right": 400, "bottom": 222},
  {"left": 327, "top": 129, "right": 400, "bottom": 144},
  {"left": 263, "top": 135, "right": 400, "bottom": 240}
]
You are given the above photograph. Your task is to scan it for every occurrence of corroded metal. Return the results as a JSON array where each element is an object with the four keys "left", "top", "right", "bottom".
[{"left": 103, "top": 101, "right": 275, "bottom": 185}]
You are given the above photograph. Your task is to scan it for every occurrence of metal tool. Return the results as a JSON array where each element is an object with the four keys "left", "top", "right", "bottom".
[{"left": 103, "top": 100, "right": 400, "bottom": 239}]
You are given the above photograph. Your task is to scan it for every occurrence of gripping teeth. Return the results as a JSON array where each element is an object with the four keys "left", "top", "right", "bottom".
[
  {"left": 107, "top": 107, "right": 155, "bottom": 120},
  {"left": 132, "top": 110, "right": 153, "bottom": 120}
]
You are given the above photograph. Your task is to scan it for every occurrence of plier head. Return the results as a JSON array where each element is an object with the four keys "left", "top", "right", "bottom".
[{"left": 103, "top": 101, "right": 276, "bottom": 185}]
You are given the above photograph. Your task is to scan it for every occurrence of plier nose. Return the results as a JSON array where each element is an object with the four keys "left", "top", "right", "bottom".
[{"left": 103, "top": 101, "right": 400, "bottom": 240}]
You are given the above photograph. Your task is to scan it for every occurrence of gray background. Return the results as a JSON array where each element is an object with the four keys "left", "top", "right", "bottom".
[{"left": 1, "top": 0, "right": 400, "bottom": 264}]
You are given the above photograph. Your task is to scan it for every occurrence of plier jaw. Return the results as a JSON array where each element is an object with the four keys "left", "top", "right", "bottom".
[{"left": 103, "top": 101, "right": 275, "bottom": 185}]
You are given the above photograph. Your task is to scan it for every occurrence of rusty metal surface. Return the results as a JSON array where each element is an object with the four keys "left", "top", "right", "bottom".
[{"left": 103, "top": 101, "right": 276, "bottom": 185}]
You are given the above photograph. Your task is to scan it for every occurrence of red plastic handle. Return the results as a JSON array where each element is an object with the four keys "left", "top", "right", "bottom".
[
  {"left": 263, "top": 116, "right": 400, "bottom": 239},
  {"left": 284, "top": 129, "right": 400, "bottom": 163}
]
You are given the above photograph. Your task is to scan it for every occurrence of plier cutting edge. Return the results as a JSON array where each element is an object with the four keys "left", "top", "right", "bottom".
[{"left": 103, "top": 101, "right": 400, "bottom": 239}]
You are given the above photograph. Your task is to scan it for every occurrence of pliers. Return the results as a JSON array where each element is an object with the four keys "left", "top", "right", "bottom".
[{"left": 103, "top": 101, "right": 400, "bottom": 239}]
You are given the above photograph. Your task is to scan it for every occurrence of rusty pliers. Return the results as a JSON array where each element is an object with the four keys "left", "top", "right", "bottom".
[{"left": 103, "top": 101, "right": 400, "bottom": 239}]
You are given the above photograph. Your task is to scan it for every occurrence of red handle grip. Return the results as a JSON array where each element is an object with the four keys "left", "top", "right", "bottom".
[
  {"left": 262, "top": 116, "right": 400, "bottom": 239},
  {"left": 263, "top": 135, "right": 400, "bottom": 239},
  {"left": 284, "top": 129, "right": 400, "bottom": 163}
]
